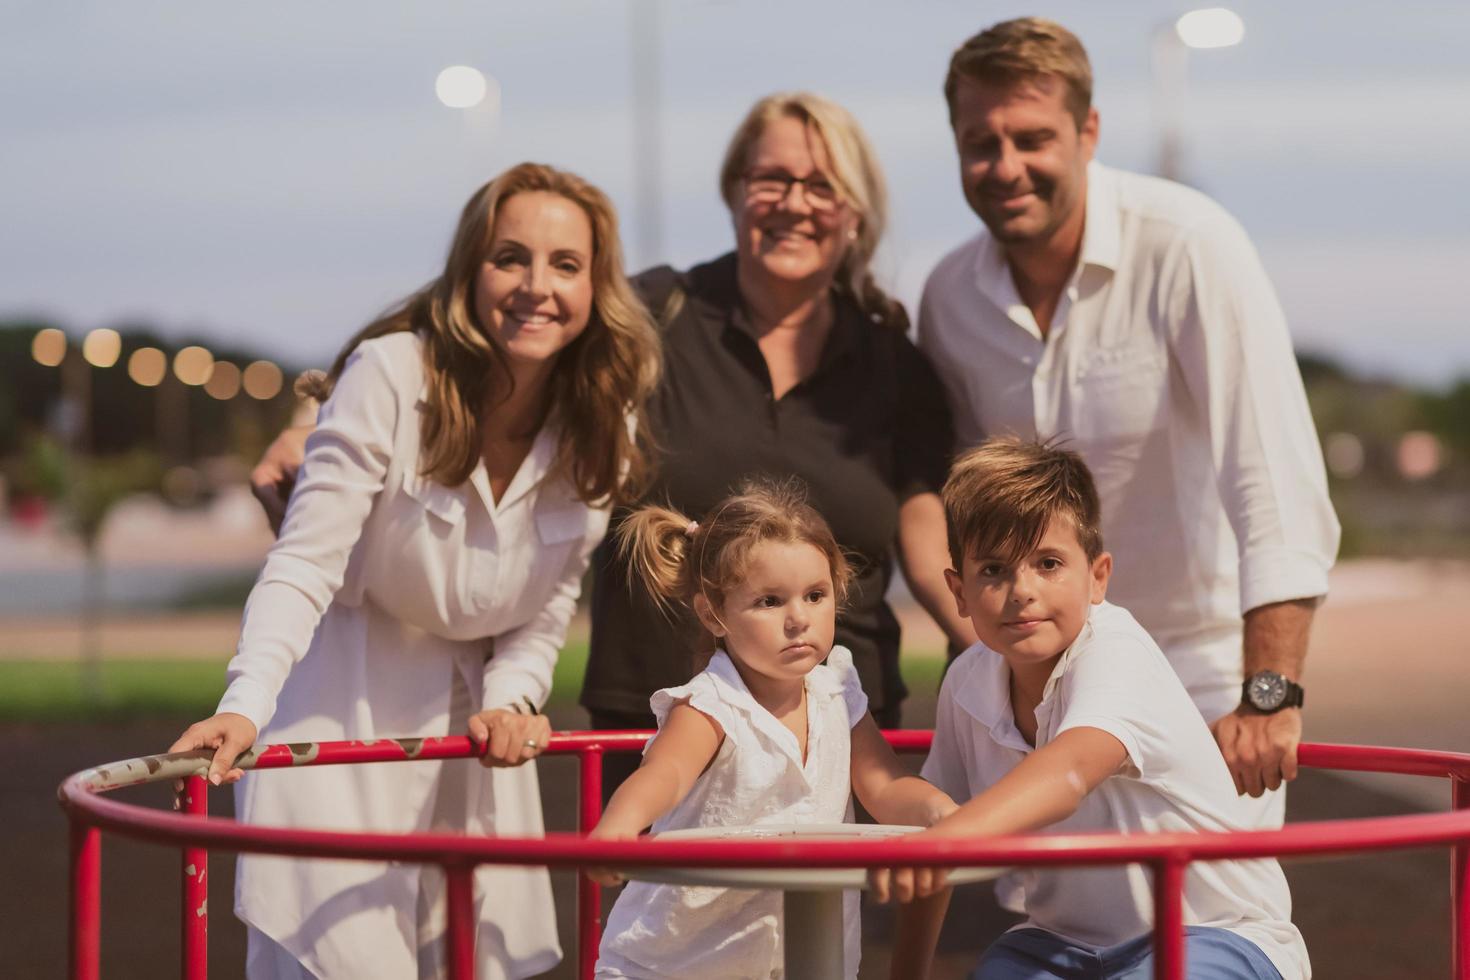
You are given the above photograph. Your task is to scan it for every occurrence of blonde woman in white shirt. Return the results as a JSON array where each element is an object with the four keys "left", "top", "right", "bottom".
[
  {"left": 588, "top": 479, "right": 957, "bottom": 980},
  {"left": 168, "top": 162, "right": 661, "bottom": 980}
]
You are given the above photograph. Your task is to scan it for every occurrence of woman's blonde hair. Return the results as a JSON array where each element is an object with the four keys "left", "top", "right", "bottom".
[
  {"left": 617, "top": 477, "right": 851, "bottom": 647},
  {"left": 717, "top": 92, "right": 907, "bottom": 331},
  {"left": 305, "top": 162, "right": 661, "bottom": 505}
]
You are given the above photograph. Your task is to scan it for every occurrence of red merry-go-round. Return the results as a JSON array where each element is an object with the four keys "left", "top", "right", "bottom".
[{"left": 58, "top": 730, "right": 1470, "bottom": 980}]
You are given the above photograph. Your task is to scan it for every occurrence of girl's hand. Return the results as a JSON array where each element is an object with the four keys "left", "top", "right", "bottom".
[
  {"left": 468, "top": 708, "right": 551, "bottom": 768},
  {"left": 586, "top": 822, "right": 640, "bottom": 886},
  {"left": 169, "top": 712, "right": 258, "bottom": 795}
]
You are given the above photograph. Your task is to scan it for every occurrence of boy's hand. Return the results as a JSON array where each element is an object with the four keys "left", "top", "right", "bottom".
[
  {"left": 1213, "top": 707, "right": 1301, "bottom": 798},
  {"left": 868, "top": 863, "right": 951, "bottom": 904},
  {"left": 468, "top": 708, "right": 550, "bottom": 768},
  {"left": 586, "top": 823, "right": 640, "bottom": 886}
]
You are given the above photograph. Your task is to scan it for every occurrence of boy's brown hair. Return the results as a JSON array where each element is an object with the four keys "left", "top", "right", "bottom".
[
  {"left": 942, "top": 437, "right": 1103, "bottom": 569},
  {"left": 943, "top": 17, "right": 1093, "bottom": 129}
]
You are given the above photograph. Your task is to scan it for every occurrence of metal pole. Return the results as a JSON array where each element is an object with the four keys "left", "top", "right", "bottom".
[
  {"left": 1150, "top": 25, "right": 1188, "bottom": 183},
  {"left": 628, "top": 0, "right": 664, "bottom": 267},
  {"left": 578, "top": 745, "right": 605, "bottom": 980},
  {"left": 783, "top": 890, "right": 847, "bottom": 980},
  {"left": 1453, "top": 775, "right": 1469, "bottom": 979},
  {"left": 70, "top": 821, "right": 101, "bottom": 980},
  {"left": 1152, "top": 858, "right": 1186, "bottom": 980},
  {"left": 181, "top": 775, "right": 208, "bottom": 979},
  {"left": 446, "top": 864, "right": 476, "bottom": 980}
]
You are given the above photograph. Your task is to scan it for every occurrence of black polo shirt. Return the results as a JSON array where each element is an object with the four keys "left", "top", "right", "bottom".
[{"left": 582, "top": 252, "right": 953, "bottom": 720}]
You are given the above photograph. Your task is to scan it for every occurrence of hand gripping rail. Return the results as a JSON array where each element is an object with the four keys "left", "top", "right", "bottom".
[{"left": 59, "top": 733, "right": 1470, "bottom": 980}]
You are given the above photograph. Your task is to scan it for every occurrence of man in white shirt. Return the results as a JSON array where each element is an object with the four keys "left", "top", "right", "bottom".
[{"left": 916, "top": 17, "right": 1340, "bottom": 806}]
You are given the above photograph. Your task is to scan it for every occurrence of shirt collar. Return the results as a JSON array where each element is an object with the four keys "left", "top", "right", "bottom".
[
  {"left": 703, "top": 648, "right": 841, "bottom": 774},
  {"left": 970, "top": 159, "right": 1120, "bottom": 323},
  {"left": 1077, "top": 160, "right": 1120, "bottom": 274},
  {"left": 949, "top": 605, "right": 1104, "bottom": 748},
  {"left": 470, "top": 416, "right": 562, "bottom": 516}
]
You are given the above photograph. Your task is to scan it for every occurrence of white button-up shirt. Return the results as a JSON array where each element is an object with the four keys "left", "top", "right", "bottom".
[
  {"left": 923, "top": 602, "right": 1309, "bottom": 980},
  {"left": 918, "top": 162, "right": 1340, "bottom": 706},
  {"left": 218, "top": 332, "right": 607, "bottom": 980}
]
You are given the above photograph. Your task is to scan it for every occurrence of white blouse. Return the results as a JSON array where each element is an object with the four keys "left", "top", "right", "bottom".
[
  {"left": 218, "top": 332, "right": 609, "bottom": 980},
  {"left": 596, "top": 647, "right": 869, "bottom": 980}
]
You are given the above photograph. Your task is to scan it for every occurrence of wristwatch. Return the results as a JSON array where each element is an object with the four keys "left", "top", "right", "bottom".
[{"left": 1242, "top": 670, "right": 1305, "bottom": 713}]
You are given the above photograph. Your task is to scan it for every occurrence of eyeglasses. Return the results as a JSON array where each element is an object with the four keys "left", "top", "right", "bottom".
[{"left": 742, "top": 171, "right": 843, "bottom": 211}]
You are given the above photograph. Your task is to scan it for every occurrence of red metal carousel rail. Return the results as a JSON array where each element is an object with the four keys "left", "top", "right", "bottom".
[{"left": 58, "top": 735, "right": 1470, "bottom": 980}]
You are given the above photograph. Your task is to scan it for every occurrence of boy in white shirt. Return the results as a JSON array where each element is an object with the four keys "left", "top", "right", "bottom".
[{"left": 872, "top": 439, "right": 1307, "bottom": 979}]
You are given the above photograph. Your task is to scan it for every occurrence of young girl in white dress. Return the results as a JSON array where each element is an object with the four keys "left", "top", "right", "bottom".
[
  {"left": 168, "top": 162, "right": 661, "bottom": 980},
  {"left": 589, "top": 479, "right": 958, "bottom": 980}
]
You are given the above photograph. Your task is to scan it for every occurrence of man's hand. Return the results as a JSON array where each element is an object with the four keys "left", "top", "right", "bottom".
[
  {"left": 467, "top": 708, "right": 552, "bottom": 768},
  {"left": 250, "top": 425, "right": 312, "bottom": 534},
  {"left": 1212, "top": 707, "right": 1301, "bottom": 797}
]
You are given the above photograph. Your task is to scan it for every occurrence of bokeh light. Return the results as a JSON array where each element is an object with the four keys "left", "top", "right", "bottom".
[
  {"left": 82, "top": 328, "right": 122, "bottom": 368},
  {"left": 242, "top": 360, "right": 284, "bottom": 400},
  {"left": 205, "top": 361, "right": 242, "bottom": 400},
  {"left": 1324, "top": 432, "right": 1365, "bottom": 480},
  {"left": 1175, "top": 8, "right": 1245, "bottom": 49},
  {"left": 173, "top": 345, "right": 214, "bottom": 386},
  {"left": 436, "top": 65, "right": 489, "bottom": 109},
  {"left": 127, "top": 347, "right": 168, "bottom": 387},
  {"left": 31, "top": 328, "right": 67, "bottom": 367},
  {"left": 1397, "top": 431, "right": 1442, "bottom": 481}
]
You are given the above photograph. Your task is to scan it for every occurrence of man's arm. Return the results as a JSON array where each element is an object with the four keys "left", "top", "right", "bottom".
[
  {"left": 896, "top": 493, "right": 977, "bottom": 653},
  {"left": 1213, "top": 597, "right": 1316, "bottom": 797},
  {"left": 1167, "top": 210, "right": 1340, "bottom": 796}
]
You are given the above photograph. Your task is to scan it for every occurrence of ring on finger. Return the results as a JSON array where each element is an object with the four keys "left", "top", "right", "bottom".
[{"left": 522, "top": 739, "right": 540, "bottom": 750}]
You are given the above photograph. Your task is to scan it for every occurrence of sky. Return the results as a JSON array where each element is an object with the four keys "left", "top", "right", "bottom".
[{"left": 3, "top": 0, "right": 1468, "bottom": 385}]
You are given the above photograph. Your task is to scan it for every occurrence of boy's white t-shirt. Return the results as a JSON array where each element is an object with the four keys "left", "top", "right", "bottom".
[
  {"left": 596, "top": 646, "right": 869, "bottom": 980},
  {"left": 922, "top": 601, "right": 1310, "bottom": 980}
]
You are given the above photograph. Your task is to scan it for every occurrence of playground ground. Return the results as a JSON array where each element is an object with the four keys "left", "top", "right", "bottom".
[{"left": 4, "top": 558, "right": 1468, "bottom": 977}]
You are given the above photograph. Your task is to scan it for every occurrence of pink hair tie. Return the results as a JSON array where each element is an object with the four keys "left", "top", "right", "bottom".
[{"left": 684, "top": 520, "right": 699, "bottom": 538}]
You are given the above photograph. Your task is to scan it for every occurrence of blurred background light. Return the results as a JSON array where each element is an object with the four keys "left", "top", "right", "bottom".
[
  {"left": 173, "top": 345, "right": 214, "bottom": 386},
  {"left": 1324, "top": 431, "right": 1366, "bottom": 479},
  {"left": 205, "top": 361, "right": 242, "bottom": 400},
  {"left": 1397, "top": 431, "right": 1442, "bottom": 481},
  {"left": 242, "top": 360, "right": 284, "bottom": 400},
  {"left": 435, "top": 65, "right": 488, "bottom": 109},
  {"left": 81, "top": 328, "right": 122, "bottom": 369},
  {"left": 31, "top": 328, "right": 67, "bottom": 367},
  {"left": 127, "top": 347, "right": 168, "bottom": 387},
  {"left": 1175, "top": 7, "right": 1246, "bottom": 49}
]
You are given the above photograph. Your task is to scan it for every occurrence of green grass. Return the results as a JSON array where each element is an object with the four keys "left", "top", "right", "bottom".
[{"left": 0, "top": 640, "right": 946, "bottom": 724}]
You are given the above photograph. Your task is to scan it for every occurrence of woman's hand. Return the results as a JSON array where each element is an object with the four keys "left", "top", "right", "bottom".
[
  {"left": 467, "top": 707, "right": 551, "bottom": 768},
  {"left": 250, "top": 424, "right": 313, "bottom": 534},
  {"left": 585, "top": 821, "right": 641, "bottom": 886},
  {"left": 169, "top": 712, "right": 258, "bottom": 789}
]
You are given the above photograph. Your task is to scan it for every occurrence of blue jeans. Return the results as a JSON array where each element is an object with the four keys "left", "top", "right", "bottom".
[{"left": 971, "top": 927, "right": 1283, "bottom": 980}]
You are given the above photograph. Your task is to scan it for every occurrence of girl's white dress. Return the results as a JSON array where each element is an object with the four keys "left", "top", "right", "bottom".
[
  {"left": 595, "top": 646, "right": 869, "bottom": 980},
  {"left": 217, "top": 333, "right": 608, "bottom": 979}
]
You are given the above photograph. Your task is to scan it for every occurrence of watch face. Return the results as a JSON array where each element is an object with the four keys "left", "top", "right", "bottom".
[{"left": 1248, "top": 672, "right": 1288, "bottom": 711}]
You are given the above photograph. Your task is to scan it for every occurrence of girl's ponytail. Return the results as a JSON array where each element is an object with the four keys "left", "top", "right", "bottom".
[{"left": 615, "top": 504, "right": 697, "bottom": 612}]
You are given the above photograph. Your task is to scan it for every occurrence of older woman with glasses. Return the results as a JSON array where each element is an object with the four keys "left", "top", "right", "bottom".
[
  {"left": 249, "top": 94, "right": 971, "bottom": 772},
  {"left": 582, "top": 91, "right": 972, "bottom": 754}
]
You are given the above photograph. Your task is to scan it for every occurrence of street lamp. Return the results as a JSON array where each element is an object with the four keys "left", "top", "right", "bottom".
[{"left": 1152, "top": 7, "right": 1245, "bottom": 183}]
